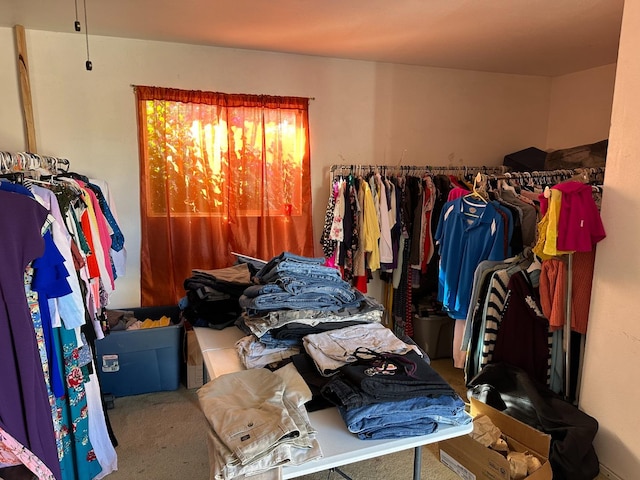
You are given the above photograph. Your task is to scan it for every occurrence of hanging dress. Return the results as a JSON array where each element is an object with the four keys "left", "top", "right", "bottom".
[{"left": 0, "top": 189, "right": 62, "bottom": 480}]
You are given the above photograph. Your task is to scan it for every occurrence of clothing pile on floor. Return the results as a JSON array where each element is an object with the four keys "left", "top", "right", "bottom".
[{"left": 197, "top": 252, "right": 471, "bottom": 479}]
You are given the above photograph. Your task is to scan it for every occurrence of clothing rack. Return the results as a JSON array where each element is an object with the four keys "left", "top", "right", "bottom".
[
  {"left": 0, "top": 150, "right": 71, "bottom": 175},
  {"left": 329, "top": 164, "right": 510, "bottom": 182},
  {"left": 483, "top": 166, "right": 605, "bottom": 187},
  {"left": 327, "top": 161, "right": 603, "bottom": 402},
  {"left": 488, "top": 165, "right": 605, "bottom": 403}
]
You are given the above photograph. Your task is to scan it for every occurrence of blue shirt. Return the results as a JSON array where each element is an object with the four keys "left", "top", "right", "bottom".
[{"left": 435, "top": 196, "right": 507, "bottom": 320}]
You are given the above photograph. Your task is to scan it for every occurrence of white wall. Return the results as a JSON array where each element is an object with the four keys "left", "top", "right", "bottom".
[
  {"left": 546, "top": 63, "right": 616, "bottom": 150},
  {"left": 0, "top": 15, "right": 634, "bottom": 479},
  {"left": 0, "top": 27, "right": 551, "bottom": 307},
  {"left": 579, "top": 1, "right": 640, "bottom": 478}
]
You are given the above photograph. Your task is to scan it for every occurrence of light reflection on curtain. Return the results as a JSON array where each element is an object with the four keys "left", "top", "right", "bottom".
[{"left": 135, "top": 86, "right": 314, "bottom": 306}]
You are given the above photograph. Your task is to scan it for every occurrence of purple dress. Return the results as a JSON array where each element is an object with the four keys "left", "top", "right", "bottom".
[{"left": 0, "top": 190, "right": 62, "bottom": 479}]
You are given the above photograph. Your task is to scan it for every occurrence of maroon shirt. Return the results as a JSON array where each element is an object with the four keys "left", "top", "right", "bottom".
[{"left": 492, "top": 271, "right": 550, "bottom": 386}]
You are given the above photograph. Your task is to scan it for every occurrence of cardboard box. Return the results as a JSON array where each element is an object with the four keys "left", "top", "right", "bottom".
[
  {"left": 439, "top": 398, "right": 552, "bottom": 480},
  {"left": 185, "top": 329, "right": 204, "bottom": 389}
]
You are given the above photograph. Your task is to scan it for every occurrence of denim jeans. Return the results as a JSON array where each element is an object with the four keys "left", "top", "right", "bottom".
[
  {"left": 258, "top": 259, "right": 341, "bottom": 284},
  {"left": 254, "top": 330, "right": 303, "bottom": 349},
  {"left": 338, "top": 393, "right": 470, "bottom": 439},
  {"left": 240, "top": 290, "right": 364, "bottom": 315},
  {"left": 279, "top": 279, "right": 357, "bottom": 301},
  {"left": 254, "top": 252, "right": 326, "bottom": 283}
]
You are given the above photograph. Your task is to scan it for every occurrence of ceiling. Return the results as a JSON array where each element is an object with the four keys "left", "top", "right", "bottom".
[{"left": 0, "top": 0, "right": 625, "bottom": 76}]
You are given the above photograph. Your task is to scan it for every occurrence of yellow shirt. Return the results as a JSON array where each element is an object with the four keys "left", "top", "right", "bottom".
[
  {"left": 543, "top": 189, "right": 574, "bottom": 257},
  {"left": 361, "top": 181, "right": 381, "bottom": 272}
]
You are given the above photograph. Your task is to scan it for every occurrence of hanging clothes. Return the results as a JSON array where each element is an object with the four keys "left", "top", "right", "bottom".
[
  {"left": 0, "top": 189, "right": 62, "bottom": 480},
  {"left": 1, "top": 154, "right": 125, "bottom": 480},
  {"left": 459, "top": 170, "right": 605, "bottom": 398},
  {"left": 435, "top": 195, "right": 508, "bottom": 321}
]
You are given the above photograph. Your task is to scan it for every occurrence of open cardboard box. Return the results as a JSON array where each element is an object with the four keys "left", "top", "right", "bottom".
[{"left": 439, "top": 398, "right": 552, "bottom": 480}]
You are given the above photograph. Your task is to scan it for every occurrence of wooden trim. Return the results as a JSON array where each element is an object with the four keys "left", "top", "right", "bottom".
[{"left": 14, "top": 25, "right": 37, "bottom": 153}]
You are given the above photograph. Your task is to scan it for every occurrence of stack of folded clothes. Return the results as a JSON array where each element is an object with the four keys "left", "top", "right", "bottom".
[
  {"left": 232, "top": 252, "right": 471, "bottom": 440},
  {"left": 197, "top": 364, "right": 322, "bottom": 480},
  {"left": 234, "top": 253, "right": 384, "bottom": 370},
  {"left": 298, "top": 322, "right": 471, "bottom": 439},
  {"left": 181, "top": 262, "right": 256, "bottom": 329}
]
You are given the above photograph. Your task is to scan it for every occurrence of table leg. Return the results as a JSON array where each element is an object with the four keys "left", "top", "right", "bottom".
[
  {"left": 328, "top": 467, "right": 353, "bottom": 480},
  {"left": 413, "top": 446, "right": 422, "bottom": 480}
]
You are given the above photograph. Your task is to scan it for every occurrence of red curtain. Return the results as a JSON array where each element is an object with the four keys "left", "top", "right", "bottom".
[{"left": 135, "top": 86, "right": 314, "bottom": 306}]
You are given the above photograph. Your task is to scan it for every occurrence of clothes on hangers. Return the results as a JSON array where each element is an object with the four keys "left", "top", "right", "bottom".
[
  {"left": 456, "top": 169, "right": 605, "bottom": 399},
  {"left": 0, "top": 156, "right": 125, "bottom": 479}
]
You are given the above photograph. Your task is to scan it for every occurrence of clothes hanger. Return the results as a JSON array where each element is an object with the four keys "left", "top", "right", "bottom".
[
  {"left": 460, "top": 172, "right": 488, "bottom": 218},
  {"left": 464, "top": 173, "right": 488, "bottom": 203},
  {"left": 498, "top": 172, "right": 517, "bottom": 194}
]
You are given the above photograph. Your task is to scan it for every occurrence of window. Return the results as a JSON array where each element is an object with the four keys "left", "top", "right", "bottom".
[{"left": 135, "top": 86, "right": 314, "bottom": 305}]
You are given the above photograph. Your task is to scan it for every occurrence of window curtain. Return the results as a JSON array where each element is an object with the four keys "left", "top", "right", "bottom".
[{"left": 135, "top": 86, "right": 314, "bottom": 306}]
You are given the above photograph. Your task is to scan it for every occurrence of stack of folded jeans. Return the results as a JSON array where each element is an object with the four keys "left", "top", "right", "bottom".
[
  {"left": 234, "top": 252, "right": 385, "bottom": 369},
  {"left": 236, "top": 295, "right": 384, "bottom": 340},
  {"left": 240, "top": 252, "right": 364, "bottom": 315}
]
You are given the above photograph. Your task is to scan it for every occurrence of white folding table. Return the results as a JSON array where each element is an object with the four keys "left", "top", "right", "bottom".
[{"left": 194, "top": 326, "right": 472, "bottom": 480}]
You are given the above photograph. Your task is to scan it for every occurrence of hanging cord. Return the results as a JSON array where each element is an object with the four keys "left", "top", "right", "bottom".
[
  {"left": 74, "top": 0, "right": 81, "bottom": 31},
  {"left": 83, "top": 0, "right": 92, "bottom": 70}
]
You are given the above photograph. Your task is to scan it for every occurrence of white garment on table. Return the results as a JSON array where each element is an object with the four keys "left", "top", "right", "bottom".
[
  {"left": 303, "top": 322, "right": 422, "bottom": 376},
  {"left": 235, "top": 335, "right": 300, "bottom": 369}
]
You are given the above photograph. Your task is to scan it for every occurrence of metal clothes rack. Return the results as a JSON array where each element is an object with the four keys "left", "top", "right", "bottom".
[
  {"left": 482, "top": 166, "right": 605, "bottom": 187},
  {"left": 329, "top": 163, "right": 510, "bottom": 182},
  {"left": 488, "top": 165, "right": 605, "bottom": 403},
  {"left": 0, "top": 150, "right": 71, "bottom": 175},
  {"left": 327, "top": 162, "right": 603, "bottom": 402}
]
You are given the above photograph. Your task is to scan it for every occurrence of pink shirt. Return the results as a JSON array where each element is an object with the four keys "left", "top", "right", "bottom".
[
  {"left": 447, "top": 187, "right": 469, "bottom": 202},
  {"left": 77, "top": 180, "right": 115, "bottom": 290},
  {"left": 553, "top": 181, "right": 606, "bottom": 252}
]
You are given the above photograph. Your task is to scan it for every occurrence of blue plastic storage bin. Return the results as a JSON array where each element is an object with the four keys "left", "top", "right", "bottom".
[{"left": 95, "top": 321, "right": 182, "bottom": 397}]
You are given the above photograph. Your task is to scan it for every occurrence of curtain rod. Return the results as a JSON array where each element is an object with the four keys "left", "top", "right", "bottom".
[{"left": 129, "top": 84, "right": 315, "bottom": 101}]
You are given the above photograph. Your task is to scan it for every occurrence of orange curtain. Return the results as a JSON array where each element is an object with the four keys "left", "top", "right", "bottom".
[{"left": 135, "top": 86, "right": 314, "bottom": 306}]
